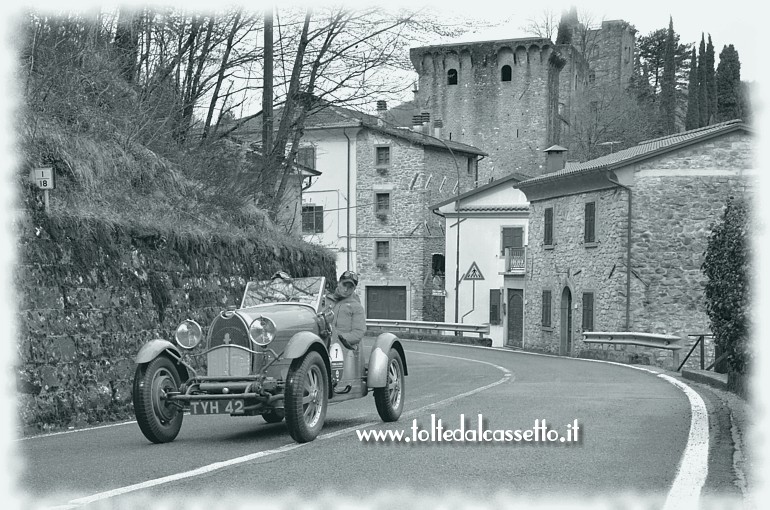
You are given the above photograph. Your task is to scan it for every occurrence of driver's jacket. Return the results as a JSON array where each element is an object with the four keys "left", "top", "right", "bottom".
[{"left": 325, "top": 292, "right": 366, "bottom": 348}]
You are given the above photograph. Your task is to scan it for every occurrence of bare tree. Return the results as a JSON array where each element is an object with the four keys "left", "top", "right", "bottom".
[{"left": 520, "top": 9, "right": 558, "bottom": 40}]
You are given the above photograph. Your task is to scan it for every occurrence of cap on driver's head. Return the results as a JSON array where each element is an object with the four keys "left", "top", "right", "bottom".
[{"left": 338, "top": 270, "right": 358, "bottom": 286}]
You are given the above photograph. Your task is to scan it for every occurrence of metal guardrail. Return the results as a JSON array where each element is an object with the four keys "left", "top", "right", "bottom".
[
  {"left": 582, "top": 331, "right": 682, "bottom": 351},
  {"left": 366, "top": 319, "right": 490, "bottom": 338}
]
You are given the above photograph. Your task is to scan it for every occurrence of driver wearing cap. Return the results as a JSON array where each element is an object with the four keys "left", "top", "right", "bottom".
[{"left": 325, "top": 270, "right": 365, "bottom": 350}]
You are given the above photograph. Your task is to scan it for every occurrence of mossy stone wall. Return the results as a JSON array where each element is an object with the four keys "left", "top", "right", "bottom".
[{"left": 15, "top": 210, "right": 336, "bottom": 436}]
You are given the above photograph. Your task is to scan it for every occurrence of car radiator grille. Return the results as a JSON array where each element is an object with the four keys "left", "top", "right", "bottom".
[{"left": 207, "top": 315, "right": 252, "bottom": 377}]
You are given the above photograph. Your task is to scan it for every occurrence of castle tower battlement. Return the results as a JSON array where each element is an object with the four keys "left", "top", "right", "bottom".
[
  {"left": 410, "top": 38, "right": 561, "bottom": 181},
  {"left": 409, "top": 21, "right": 635, "bottom": 181}
]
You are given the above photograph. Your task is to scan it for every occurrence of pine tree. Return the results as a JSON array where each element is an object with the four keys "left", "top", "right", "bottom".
[
  {"left": 659, "top": 17, "right": 677, "bottom": 134},
  {"left": 716, "top": 44, "right": 742, "bottom": 122},
  {"left": 685, "top": 48, "right": 700, "bottom": 130},
  {"left": 705, "top": 35, "right": 717, "bottom": 124},
  {"left": 697, "top": 35, "right": 708, "bottom": 127}
]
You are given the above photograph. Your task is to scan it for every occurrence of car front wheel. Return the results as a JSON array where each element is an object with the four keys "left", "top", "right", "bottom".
[
  {"left": 285, "top": 351, "right": 328, "bottom": 443},
  {"left": 374, "top": 348, "right": 405, "bottom": 422},
  {"left": 133, "top": 356, "right": 184, "bottom": 443}
]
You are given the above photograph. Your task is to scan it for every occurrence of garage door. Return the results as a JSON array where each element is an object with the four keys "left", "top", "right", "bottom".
[{"left": 366, "top": 286, "right": 407, "bottom": 320}]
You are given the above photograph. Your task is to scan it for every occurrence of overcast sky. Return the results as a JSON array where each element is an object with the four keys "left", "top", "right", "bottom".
[{"left": 417, "top": 0, "right": 759, "bottom": 83}]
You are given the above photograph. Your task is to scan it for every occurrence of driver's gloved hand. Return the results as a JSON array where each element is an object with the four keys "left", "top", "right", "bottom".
[{"left": 338, "top": 335, "right": 357, "bottom": 351}]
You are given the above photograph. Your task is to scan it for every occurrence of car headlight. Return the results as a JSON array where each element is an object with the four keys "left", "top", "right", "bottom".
[
  {"left": 175, "top": 320, "right": 202, "bottom": 349},
  {"left": 249, "top": 317, "right": 276, "bottom": 347}
]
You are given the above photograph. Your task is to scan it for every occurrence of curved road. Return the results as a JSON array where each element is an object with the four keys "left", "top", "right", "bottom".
[{"left": 18, "top": 340, "right": 699, "bottom": 508}]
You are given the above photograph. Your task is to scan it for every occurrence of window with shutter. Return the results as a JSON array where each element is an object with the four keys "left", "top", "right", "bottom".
[
  {"left": 582, "top": 292, "right": 594, "bottom": 331},
  {"left": 296, "top": 147, "right": 316, "bottom": 169},
  {"left": 541, "top": 290, "right": 552, "bottom": 327},
  {"left": 585, "top": 202, "right": 596, "bottom": 244},
  {"left": 489, "top": 289, "right": 501, "bottom": 325},
  {"left": 544, "top": 208, "right": 554, "bottom": 246},
  {"left": 501, "top": 227, "right": 523, "bottom": 255}
]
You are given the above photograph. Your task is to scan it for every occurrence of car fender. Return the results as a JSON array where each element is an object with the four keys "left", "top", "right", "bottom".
[
  {"left": 367, "top": 333, "right": 408, "bottom": 388},
  {"left": 135, "top": 339, "right": 183, "bottom": 364},
  {"left": 284, "top": 331, "right": 332, "bottom": 398}
]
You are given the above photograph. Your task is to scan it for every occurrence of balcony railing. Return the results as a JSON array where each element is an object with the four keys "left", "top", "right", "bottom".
[{"left": 505, "top": 247, "right": 526, "bottom": 274}]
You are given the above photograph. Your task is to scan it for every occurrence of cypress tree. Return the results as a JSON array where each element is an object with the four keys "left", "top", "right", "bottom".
[
  {"left": 697, "top": 35, "right": 708, "bottom": 127},
  {"left": 706, "top": 35, "right": 717, "bottom": 124},
  {"left": 659, "top": 17, "right": 677, "bottom": 134},
  {"left": 716, "top": 44, "right": 742, "bottom": 122},
  {"left": 685, "top": 48, "right": 700, "bottom": 130}
]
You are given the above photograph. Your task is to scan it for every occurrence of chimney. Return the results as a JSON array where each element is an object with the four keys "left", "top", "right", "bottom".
[
  {"left": 376, "top": 100, "right": 387, "bottom": 126},
  {"left": 433, "top": 119, "right": 443, "bottom": 138},
  {"left": 412, "top": 115, "right": 423, "bottom": 132},
  {"left": 543, "top": 145, "right": 568, "bottom": 174}
]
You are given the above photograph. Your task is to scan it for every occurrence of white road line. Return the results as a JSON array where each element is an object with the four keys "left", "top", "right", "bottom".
[
  {"left": 410, "top": 340, "right": 710, "bottom": 505},
  {"left": 659, "top": 374, "right": 710, "bottom": 510},
  {"left": 51, "top": 349, "right": 511, "bottom": 509}
]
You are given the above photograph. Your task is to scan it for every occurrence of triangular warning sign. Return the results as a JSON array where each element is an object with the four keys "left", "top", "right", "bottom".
[{"left": 465, "top": 261, "right": 485, "bottom": 281}]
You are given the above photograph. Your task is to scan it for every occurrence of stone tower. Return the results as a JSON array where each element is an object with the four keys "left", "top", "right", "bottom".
[{"left": 409, "top": 21, "right": 635, "bottom": 181}]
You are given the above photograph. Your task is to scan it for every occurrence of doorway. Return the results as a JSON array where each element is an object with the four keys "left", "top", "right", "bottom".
[
  {"left": 560, "top": 287, "right": 572, "bottom": 355},
  {"left": 506, "top": 289, "right": 523, "bottom": 347}
]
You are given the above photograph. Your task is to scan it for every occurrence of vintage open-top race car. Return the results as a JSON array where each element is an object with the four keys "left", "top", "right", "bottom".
[{"left": 132, "top": 275, "right": 407, "bottom": 444}]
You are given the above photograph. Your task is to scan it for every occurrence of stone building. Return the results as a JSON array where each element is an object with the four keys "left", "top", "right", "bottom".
[
  {"left": 409, "top": 20, "right": 636, "bottom": 182},
  {"left": 515, "top": 120, "right": 753, "bottom": 365},
  {"left": 232, "top": 100, "right": 485, "bottom": 321}
]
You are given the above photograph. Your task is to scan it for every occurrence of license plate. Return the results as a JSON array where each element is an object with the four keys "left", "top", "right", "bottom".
[{"left": 190, "top": 399, "right": 245, "bottom": 415}]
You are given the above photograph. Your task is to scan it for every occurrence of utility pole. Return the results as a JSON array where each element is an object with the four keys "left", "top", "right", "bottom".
[{"left": 262, "top": 7, "right": 273, "bottom": 155}]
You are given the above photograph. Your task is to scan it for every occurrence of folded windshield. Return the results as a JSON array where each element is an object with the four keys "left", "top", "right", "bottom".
[{"left": 240, "top": 276, "right": 326, "bottom": 310}]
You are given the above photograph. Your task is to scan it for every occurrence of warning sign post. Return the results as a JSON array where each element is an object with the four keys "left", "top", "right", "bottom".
[{"left": 464, "top": 261, "right": 484, "bottom": 281}]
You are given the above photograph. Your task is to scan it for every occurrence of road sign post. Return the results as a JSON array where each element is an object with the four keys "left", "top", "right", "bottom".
[{"left": 29, "top": 167, "right": 55, "bottom": 214}]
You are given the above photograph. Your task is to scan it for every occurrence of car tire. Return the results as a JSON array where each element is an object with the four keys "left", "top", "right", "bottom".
[
  {"left": 133, "top": 356, "right": 184, "bottom": 444},
  {"left": 374, "top": 348, "right": 405, "bottom": 422},
  {"left": 285, "top": 351, "right": 328, "bottom": 443},
  {"left": 262, "top": 409, "right": 285, "bottom": 423}
]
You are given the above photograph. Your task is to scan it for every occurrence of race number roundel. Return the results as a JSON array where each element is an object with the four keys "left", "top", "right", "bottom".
[{"left": 330, "top": 342, "right": 344, "bottom": 363}]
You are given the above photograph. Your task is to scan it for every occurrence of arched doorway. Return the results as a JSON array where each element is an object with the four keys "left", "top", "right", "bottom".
[{"left": 560, "top": 287, "right": 572, "bottom": 355}]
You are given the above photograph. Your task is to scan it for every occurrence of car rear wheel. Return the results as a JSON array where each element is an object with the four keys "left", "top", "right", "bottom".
[
  {"left": 374, "top": 348, "right": 404, "bottom": 422},
  {"left": 133, "top": 356, "right": 184, "bottom": 443},
  {"left": 285, "top": 351, "right": 328, "bottom": 443},
  {"left": 262, "top": 409, "right": 285, "bottom": 423}
]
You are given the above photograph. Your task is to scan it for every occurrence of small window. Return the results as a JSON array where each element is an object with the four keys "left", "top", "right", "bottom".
[
  {"left": 431, "top": 254, "right": 445, "bottom": 275},
  {"left": 375, "top": 240, "right": 391, "bottom": 262},
  {"left": 296, "top": 147, "right": 316, "bottom": 169},
  {"left": 541, "top": 290, "right": 552, "bottom": 327},
  {"left": 584, "top": 202, "right": 596, "bottom": 244},
  {"left": 375, "top": 192, "right": 390, "bottom": 214},
  {"left": 588, "top": 71, "right": 595, "bottom": 84},
  {"left": 490, "top": 289, "right": 501, "bottom": 325},
  {"left": 501, "top": 65, "right": 512, "bottom": 82},
  {"left": 447, "top": 69, "right": 458, "bottom": 85},
  {"left": 375, "top": 146, "right": 390, "bottom": 167},
  {"left": 467, "top": 157, "right": 477, "bottom": 176},
  {"left": 301, "top": 205, "right": 323, "bottom": 234},
  {"left": 544, "top": 207, "right": 554, "bottom": 246},
  {"left": 582, "top": 292, "right": 594, "bottom": 331}
]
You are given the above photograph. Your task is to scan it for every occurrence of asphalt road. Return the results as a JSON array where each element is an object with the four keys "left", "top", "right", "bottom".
[{"left": 17, "top": 340, "right": 698, "bottom": 509}]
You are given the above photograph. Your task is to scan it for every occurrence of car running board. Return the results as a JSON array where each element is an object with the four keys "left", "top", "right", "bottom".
[{"left": 333, "top": 384, "right": 352, "bottom": 394}]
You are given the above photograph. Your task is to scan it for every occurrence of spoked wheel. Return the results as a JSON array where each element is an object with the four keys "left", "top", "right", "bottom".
[
  {"left": 262, "top": 409, "right": 285, "bottom": 423},
  {"left": 133, "top": 356, "right": 184, "bottom": 443},
  {"left": 374, "top": 348, "right": 405, "bottom": 422},
  {"left": 285, "top": 351, "right": 328, "bottom": 443}
]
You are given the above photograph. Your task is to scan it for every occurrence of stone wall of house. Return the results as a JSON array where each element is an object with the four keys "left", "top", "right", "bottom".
[
  {"left": 410, "top": 41, "right": 556, "bottom": 181},
  {"left": 628, "top": 131, "right": 752, "bottom": 368},
  {"left": 15, "top": 211, "right": 336, "bottom": 435},
  {"left": 524, "top": 188, "right": 627, "bottom": 355},
  {"left": 355, "top": 130, "right": 474, "bottom": 320}
]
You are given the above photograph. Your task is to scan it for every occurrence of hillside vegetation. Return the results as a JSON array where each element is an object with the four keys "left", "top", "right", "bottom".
[{"left": 18, "top": 11, "right": 290, "bottom": 243}]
